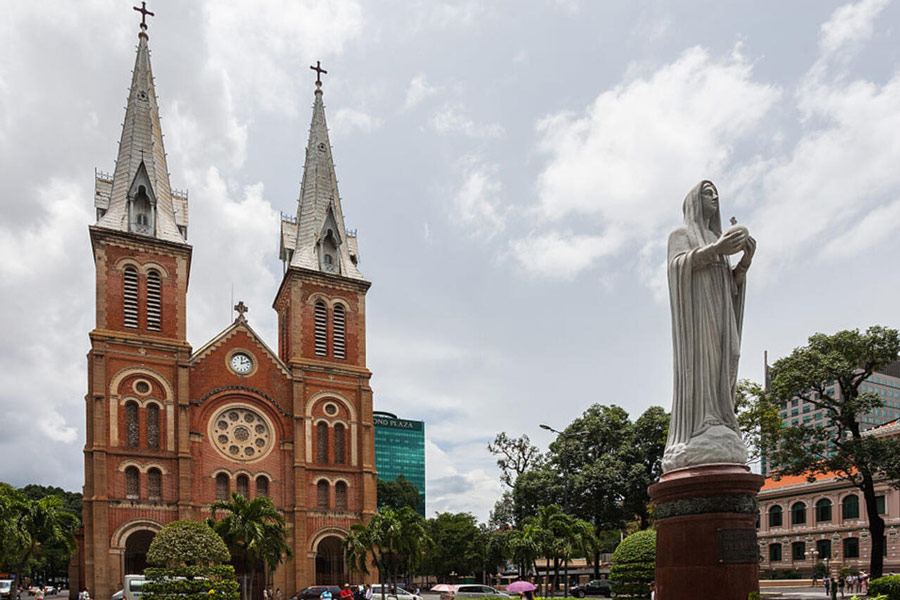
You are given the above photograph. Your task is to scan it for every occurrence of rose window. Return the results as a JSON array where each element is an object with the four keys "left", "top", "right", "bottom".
[{"left": 210, "top": 406, "right": 273, "bottom": 462}]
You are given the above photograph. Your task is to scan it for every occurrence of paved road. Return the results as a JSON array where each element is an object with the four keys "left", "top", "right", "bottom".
[{"left": 761, "top": 585, "right": 866, "bottom": 599}]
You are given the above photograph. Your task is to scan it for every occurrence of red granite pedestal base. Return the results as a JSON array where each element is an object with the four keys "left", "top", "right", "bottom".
[{"left": 648, "top": 464, "right": 764, "bottom": 600}]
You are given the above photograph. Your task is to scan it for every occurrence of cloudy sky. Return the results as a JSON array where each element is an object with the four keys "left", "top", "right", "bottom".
[{"left": 3, "top": 0, "right": 900, "bottom": 521}]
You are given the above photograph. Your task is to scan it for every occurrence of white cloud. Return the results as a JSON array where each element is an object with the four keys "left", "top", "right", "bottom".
[
  {"left": 819, "top": 0, "right": 889, "bottom": 55},
  {"left": 202, "top": 0, "right": 365, "bottom": 115},
  {"left": 426, "top": 440, "right": 503, "bottom": 520},
  {"left": 404, "top": 74, "right": 441, "bottom": 109},
  {"left": 331, "top": 107, "right": 384, "bottom": 137},
  {"left": 430, "top": 103, "right": 505, "bottom": 138},
  {"left": 510, "top": 230, "right": 625, "bottom": 280},
  {"left": 819, "top": 200, "right": 900, "bottom": 260},
  {"left": 451, "top": 156, "right": 506, "bottom": 238}
]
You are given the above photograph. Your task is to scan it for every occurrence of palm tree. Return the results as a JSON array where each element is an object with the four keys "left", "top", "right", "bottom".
[
  {"left": 505, "top": 524, "right": 540, "bottom": 589},
  {"left": 559, "top": 517, "right": 596, "bottom": 598},
  {"left": 343, "top": 508, "right": 430, "bottom": 600},
  {"left": 208, "top": 493, "right": 292, "bottom": 600},
  {"left": 4, "top": 494, "right": 78, "bottom": 598},
  {"left": 523, "top": 504, "right": 569, "bottom": 597}
]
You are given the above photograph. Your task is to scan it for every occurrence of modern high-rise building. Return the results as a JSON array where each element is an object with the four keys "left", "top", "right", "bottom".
[
  {"left": 761, "top": 359, "right": 900, "bottom": 476},
  {"left": 373, "top": 411, "right": 426, "bottom": 516}
]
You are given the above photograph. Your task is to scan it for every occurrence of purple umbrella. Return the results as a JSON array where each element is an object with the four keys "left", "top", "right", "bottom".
[{"left": 505, "top": 582, "right": 536, "bottom": 593}]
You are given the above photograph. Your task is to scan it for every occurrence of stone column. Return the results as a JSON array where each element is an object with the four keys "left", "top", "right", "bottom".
[{"left": 649, "top": 465, "right": 764, "bottom": 600}]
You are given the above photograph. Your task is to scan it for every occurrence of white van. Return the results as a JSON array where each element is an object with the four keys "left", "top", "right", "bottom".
[{"left": 123, "top": 576, "right": 145, "bottom": 600}]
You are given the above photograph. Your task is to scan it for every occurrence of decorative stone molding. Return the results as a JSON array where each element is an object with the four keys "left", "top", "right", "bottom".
[
  {"left": 195, "top": 385, "right": 289, "bottom": 416},
  {"left": 655, "top": 493, "right": 759, "bottom": 520}
]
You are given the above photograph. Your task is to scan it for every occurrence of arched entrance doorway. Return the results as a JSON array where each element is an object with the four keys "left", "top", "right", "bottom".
[
  {"left": 315, "top": 536, "right": 346, "bottom": 586},
  {"left": 124, "top": 530, "right": 156, "bottom": 575}
]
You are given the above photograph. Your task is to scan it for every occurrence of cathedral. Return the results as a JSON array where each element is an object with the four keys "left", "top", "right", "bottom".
[{"left": 75, "top": 13, "right": 377, "bottom": 599}]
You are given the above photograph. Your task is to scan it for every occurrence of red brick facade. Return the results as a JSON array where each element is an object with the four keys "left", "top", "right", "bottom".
[{"left": 79, "top": 226, "right": 377, "bottom": 600}]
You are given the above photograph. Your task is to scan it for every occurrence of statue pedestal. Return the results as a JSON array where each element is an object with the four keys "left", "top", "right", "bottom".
[{"left": 649, "top": 464, "right": 764, "bottom": 600}]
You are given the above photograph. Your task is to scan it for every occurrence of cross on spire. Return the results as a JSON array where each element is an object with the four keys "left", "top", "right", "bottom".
[
  {"left": 310, "top": 61, "right": 327, "bottom": 86},
  {"left": 133, "top": 2, "right": 154, "bottom": 31},
  {"left": 234, "top": 301, "right": 248, "bottom": 320}
]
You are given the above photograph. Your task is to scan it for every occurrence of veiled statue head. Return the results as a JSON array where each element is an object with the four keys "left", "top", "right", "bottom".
[{"left": 682, "top": 180, "right": 722, "bottom": 245}]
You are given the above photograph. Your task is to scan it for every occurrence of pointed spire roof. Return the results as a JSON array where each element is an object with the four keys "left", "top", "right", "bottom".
[
  {"left": 95, "top": 28, "right": 187, "bottom": 244},
  {"left": 280, "top": 78, "right": 364, "bottom": 280}
]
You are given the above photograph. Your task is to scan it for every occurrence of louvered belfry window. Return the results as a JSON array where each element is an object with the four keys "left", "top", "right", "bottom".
[
  {"left": 317, "top": 480, "right": 329, "bottom": 509},
  {"left": 335, "top": 481, "right": 348, "bottom": 511},
  {"left": 314, "top": 301, "right": 328, "bottom": 356},
  {"left": 125, "top": 401, "right": 139, "bottom": 447},
  {"left": 147, "top": 403, "right": 160, "bottom": 449},
  {"left": 317, "top": 422, "right": 328, "bottom": 464},
  {"left": 333, "top": 305, "right": 346, "bottom": 359},
  {"left": 123, "top": 267, "right": 139, "bottom": 328},
  {"left": 125, "top": 466, "right": 140, "bottom": 499},
  {"left": 146, "top": 270, "right": 161, "bottom": 331},
  {"left": 333, "top": 423, "right": 345, "bottom": 465},
  {"left": 148, "top": 468, "right": 162, "bottom": 500}
]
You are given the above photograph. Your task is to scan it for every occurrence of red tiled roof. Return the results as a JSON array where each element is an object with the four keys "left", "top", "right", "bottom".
[{"left": 761, "top": 471, "right": 842, "bottom": 490}]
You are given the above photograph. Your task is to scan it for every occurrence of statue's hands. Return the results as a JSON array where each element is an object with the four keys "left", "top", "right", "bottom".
[
  {"left": 739, "top": 235, "right": 756, "bottom": 268},
  {"left": 713, "top": 228, "right": 747, "bottom": 256}
]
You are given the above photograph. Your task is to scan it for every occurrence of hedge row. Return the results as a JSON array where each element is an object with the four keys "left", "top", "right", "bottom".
[
  {"left": 869, "top": 575, "right": 900, "bottom": 600},
  {"left": 142, "top": 565, "right": 239, "bottom": 600},
  {"left": 610, "top": 529, "right": 655, "bottom": 599}
]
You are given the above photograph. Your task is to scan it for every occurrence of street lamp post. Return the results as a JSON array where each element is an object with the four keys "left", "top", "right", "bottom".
[
  {"left": 540, "top": 424, "right": 589, "bottom": 599},
  {"left": 806, "top": 548, "right": 819, "bottom": 585}
]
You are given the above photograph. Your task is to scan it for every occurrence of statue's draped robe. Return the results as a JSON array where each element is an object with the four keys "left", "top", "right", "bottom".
[{"left": 664, "top": 181, "right": 746, "bottom": 470}]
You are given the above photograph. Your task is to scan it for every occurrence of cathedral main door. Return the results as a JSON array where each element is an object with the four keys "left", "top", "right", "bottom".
[
  {"left": 315, "top": 537, "right": 346, "bottom": 586},
  {"left": 124, "top": 530, "right": 155, "bottom": 575}
]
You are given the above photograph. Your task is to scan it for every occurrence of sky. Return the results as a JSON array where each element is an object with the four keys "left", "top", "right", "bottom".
[{"left": 2, "top": 0, "right": 900, "bottom": 522}]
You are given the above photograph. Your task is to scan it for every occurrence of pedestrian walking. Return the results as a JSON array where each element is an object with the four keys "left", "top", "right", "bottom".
[
  {"left": 364, "top": 584, "right": 373, "bottom": 600},
  {"left": 838, "top": 573, "right": 845, "bottom": 598},
  {"left": 276, "top": 589, "right": 282, "bottom": 600},
  {"left": 824, "top": 577, "right": 830, "bottom": 596}
]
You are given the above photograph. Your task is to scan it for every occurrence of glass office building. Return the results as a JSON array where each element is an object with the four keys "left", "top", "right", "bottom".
[{"left": 374, "top": 411, "right": 426, "bottom": 516}]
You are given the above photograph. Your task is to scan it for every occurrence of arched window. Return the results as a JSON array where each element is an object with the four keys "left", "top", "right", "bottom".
[
  {"left": 314, "top": 301, "right": 327, "bottom": 356},
  {"left": 791, "top": 502, "right": 807, "bottom": 525},
  {"left": 317, "top": 480, "right": 329, "bottom": 509},
  {"left": 844, "top": 537, "right": 860, "bottom": 558},
  {"left": 317, "top": 422, "right": 329, "bottom": 464},
  {"left": 216, "top": 473, "right": 230, "bottom": 501},
  {"left": 236, "top": 474, "right": 249, "bottom": 498},
  {"left": 123, "top": 267, "right": 139, "bottom": 328},
  {"left": 769, "top": 505, "right": 783, "bottom": 527},
  {"left": 125, "top": 401, "right": 139, "bottom": 447},
  {"left": 146, "top": 270, "right": 161, "bottom": 331},
  {"left": 333, "top": 305, "right": 345, "bottom": 360},
  {"left": 148, "top": 468, "right": 162, "bottom": 500},
  {"left": 125, "top": 466, "right": 140, "bottom": 499},
  {"left": 256, "top": 476, "right": 269, "bottom": 498},
  {"left": 816, "top": 539, "right": 831, "bottom": 560},
  {"left": 843, "top": 495, "right": 860, "bottom": 519},
  {"left": 815, "top": 498, "right": 832, "bottom": 522},
  {"left": 147, "top": 403, "right": 160, "bottom": 449},
  {"left": 335, "top": 481, "right": 348, "bottom": 511},
  {"left": 333, "top": 423, "right": 345, "bottom": 465}
]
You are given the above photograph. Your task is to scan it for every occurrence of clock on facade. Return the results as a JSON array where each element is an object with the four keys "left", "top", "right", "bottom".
[{"left": 230, "top": 352, "right": 253, "bottom": 374}]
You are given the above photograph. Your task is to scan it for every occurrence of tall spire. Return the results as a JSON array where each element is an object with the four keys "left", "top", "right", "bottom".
[
  {"left": 94, "top": 16, "right": 188, "bottom": 244},
  {"left": 279, "top": 70, "right": 363, "bottom": 280}
]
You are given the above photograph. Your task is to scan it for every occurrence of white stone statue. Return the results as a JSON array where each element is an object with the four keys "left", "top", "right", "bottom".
[{"left": 662, "top": 180, "right": 756, "bottom": 473}]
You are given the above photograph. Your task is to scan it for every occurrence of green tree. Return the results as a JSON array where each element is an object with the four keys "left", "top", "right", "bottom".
[
  {"left": 344, "top": 507, "right": 429, "bottom": 600},
  {"left": 473, "top": 525, "right": 507, "bottom": 584},
  {"left": 734, "top": 379, "right": 782, "bottom": 463},
  {"left": 377, "top": 476, "right": 420, "bottom": 512},
  {"left": 207, "top": 493, "right": 292, "bottom": 600},
  {"left": 1, "top": 492, "right": 78, "bottom": 596},
  {"left": 521, "top": 505, "right": 592, "bottom": 597},
  {"left": 18, "top": 486, "right": 82, "bottom": 524},
  {"left": 764, "top": 326, "right": 900, "bottom": 578},
  {"left": 610, "top": 529, "right": 655, "bottom": 599},
  {"left": 422, "top": 512, "right": 482, "bottom": 581},
  {"left": 487, "top": 491, "right": 515, "bottom": 530},
  {"left": 147, "top": 520, "right": 230, "bottom": 567},
  {"left": 505, "top": 524, "right": 540, "bottom": 586},
  {"left": 487, "top": 433, "right": 543, "bottom": 489}
]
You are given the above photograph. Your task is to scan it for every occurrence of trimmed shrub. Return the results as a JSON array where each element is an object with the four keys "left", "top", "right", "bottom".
[
  {"left": 610, "top": 529, "right": 656, "bottom": 599},
  {"left": 142, "top": 566, "right": 239, "bottom": 600},
  {"left": 869, "top": 575, "right": 900, "bottom": 600},
  {"left": 146, "top": 520, "right": 230, "bottom": 568}
]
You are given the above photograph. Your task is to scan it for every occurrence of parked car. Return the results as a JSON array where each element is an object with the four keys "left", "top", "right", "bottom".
[
  {"left": 370, "top": 585, "right": 421, "bottom": 600},
  {"left": 454, "top": 585, "right": 510, "bottom": 599},
  {"left": 0, "top": 581, "right": 20, "bottom": 600},
  {"left": 570, "top": 580, "right": 616, "bottom": 598},
  {"left": 291, "top": 587, "right": 341, "bottom": 600}
]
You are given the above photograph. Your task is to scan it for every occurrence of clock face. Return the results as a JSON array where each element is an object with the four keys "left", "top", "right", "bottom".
[{"left": 230, "top": 353, "right": 253, "bottom": 374}]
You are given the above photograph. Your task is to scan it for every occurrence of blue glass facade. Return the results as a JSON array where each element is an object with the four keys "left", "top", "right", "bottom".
[{"left": 374, "top": 411, "right": 426, "bottom": 516}]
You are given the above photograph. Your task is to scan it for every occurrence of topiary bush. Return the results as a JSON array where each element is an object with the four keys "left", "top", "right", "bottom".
[
  {"left": 610, "top": 529, "right": 656, "bottom": 599},
  {"left": 143, "top": 521, "right": 238, "bottom": 600},
  {"left": 146, "top": 520, "right": 230, "bottom": 567},
  {"left": 868, "top": 575, "right": 900, "bottom": 600}
]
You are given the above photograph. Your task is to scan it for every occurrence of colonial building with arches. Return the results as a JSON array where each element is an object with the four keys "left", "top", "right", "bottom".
[{"left": 75, "top": 20, "right": 376, "bottom": 600}]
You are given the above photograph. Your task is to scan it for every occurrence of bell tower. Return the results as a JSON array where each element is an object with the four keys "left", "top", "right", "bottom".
[
  {"left": 274, "top": 67, "right": 377, "bottom": 585},
  {"left": 82, "top": 10, "right": 192, "bottom": 600}
]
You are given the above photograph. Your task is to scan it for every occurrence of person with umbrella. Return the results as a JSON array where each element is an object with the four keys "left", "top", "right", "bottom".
[{"left": 506, "top": 581, "right": 536, "bottom": 600}]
